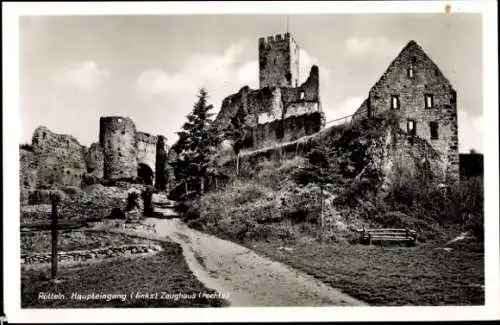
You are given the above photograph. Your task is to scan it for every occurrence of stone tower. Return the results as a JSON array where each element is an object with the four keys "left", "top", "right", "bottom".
[
  {"left": 259, "top": 33, "right": 300, "bottom": 88},
  {"left": 99, "top": 116, "right": 138, "bottom": 181}
]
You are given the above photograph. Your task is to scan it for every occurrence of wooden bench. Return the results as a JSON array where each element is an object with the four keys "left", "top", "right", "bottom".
[{"left": 357, "top": 228, "right": 417, "bottom": 246}]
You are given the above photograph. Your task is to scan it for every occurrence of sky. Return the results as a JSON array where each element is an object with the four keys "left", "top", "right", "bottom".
[{"left": 19, "top": 13, "right": 483, "bottom": 153}]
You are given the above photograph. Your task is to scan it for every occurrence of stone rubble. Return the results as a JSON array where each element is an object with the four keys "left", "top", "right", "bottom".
[{"left": 21, "top": 243, "right": 163, "bottom": 265}]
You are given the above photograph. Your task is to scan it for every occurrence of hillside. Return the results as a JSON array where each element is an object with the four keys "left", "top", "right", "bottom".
[
  {"left": 177, "top": 113, "right": 484, "bottom": 306},
  {"left": 185, "top": 112, "right": 483, "bottom": 245}
]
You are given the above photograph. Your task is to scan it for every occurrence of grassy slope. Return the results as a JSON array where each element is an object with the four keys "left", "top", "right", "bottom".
[
  {"left": 186, "top": 116, "right": 484, "bottom": 306},
  {"left": 22, "top": 241, "right": 229, "bottom": 308},
  {"left": 249, "top": 240, "right": 484, "bottom": 306}
]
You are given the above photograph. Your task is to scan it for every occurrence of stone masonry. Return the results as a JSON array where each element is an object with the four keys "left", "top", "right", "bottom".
[
  {"left": 99, "top": 117, "right": 138, "bottom": 181},
  {"left": 215, "top": 33, "right": 324, "bottom": 151},
  {"left": 98, "top": 116, "right": 169, "bottom": 187},
  {"left": 21, "top": 118, "right": 169, "bottom": 192},
  {"left": 21, "top": 36, "right": 461, "bottom": 196},
  {"left": 259, "top": 33, "right": 300, "bottom": 88},
  {"left": 352, "top": 40, "right": 459, "bottom": 181}
]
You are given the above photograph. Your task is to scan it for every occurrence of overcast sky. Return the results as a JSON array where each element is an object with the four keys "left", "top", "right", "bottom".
[{"left": 19, "top": 13, "right": 483, "bottom": 153}]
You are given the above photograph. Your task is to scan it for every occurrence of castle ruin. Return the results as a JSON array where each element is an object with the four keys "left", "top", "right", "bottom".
[
  {"left": 21, "top": 34, "right": 461, "bottom": 198},
  {"left": 20, "top": 117, "right": 171, "bottom": 196},
  {"left": 98, "top": 116, "right": 170, "bottom": 187},
  {"left": 214, "top": 33, "right": 325, "bottom": 151}
]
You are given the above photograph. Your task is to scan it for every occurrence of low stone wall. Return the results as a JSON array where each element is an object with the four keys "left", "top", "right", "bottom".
[{"left": 21, "top": 243, "right": 163, "bottom": 265}]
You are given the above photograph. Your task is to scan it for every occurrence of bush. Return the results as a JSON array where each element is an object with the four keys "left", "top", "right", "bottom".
[
  {"left": 281, "top": 185, "right": 321, "bottom": 224},
  {"left": 386, "top": 171, "right": 483, "bottom": 226},
  {"left": 186, "top": 178, "right": 292, "bottom": 241}
]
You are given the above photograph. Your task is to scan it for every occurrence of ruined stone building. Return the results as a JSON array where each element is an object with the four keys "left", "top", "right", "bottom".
[
  {"left": 20, "top": 117, "right": 171, "bottom": 196},
  {"left": 20, "top": 35, "right": 461, "bottom": 199},
  {"left": 214, "top": 33, "right": 325, "bottom": 151},
  {"left": 352, "top": 40, "right": 459, "bottom": 180},
  {"left": 98, "top": 117, "right": 170, "bottom": 188}
]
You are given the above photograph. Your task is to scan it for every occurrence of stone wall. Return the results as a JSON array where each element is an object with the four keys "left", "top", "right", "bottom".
[
  {"left": 222, "top": 116, "right": 446, "bottom": 195},
  {"left": 259, "top": 33, "right": 300, "bottom": 88},
  {"left": 379, "top": 125, "right": 445, "bottom": 191},
  {"left": 217, "top": 86, "right": 284, "bottom": 129},
  {"left": 20, "top": 148, "right": 38, "bottom": 189},
  {"left": 22, "top": 244, "right": 163, "bottom": 265},
  {"left": 215, "top": 65, "right": 322, "bottom": 152},
  {"left": 21, "top": 118, "right": 171, "bottom": 194},
  {"left": 99, "top": 117, "right": 138, "bottom": 181},
  {"left": 251, "top": 112, "right": 324, "bottom": 148},
  {"left": 136, "top": 131, "right": 158, "bottom": 174},
  {"left": 31, "top": 126, "right": 87, "bottom": 188},
  {"left": 227, "top": 122, "right": 348, "bottom": 174},
  {"left": 352, "top": 40, "right": 459, "bottom": 181},
  {"left": 352, "top": 98, "right": 369, "bottom": 122},
  {"left": 85, "top": 142, "right": 104, "bottom": 178},
  {"left": 155, "top": 135, "right": 169, "bottom": 191},
  {"left": 281, "top": 65, "right": 320, "bottom": 106},
  {"left": 251, "top": 87, "right": 284, "bottom": 124}
]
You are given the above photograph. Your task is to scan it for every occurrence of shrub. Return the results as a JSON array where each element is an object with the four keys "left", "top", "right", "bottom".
[
  {"left": 387, "top": 171, "right": 483, "bottom": 222},
  {"left": 281, "top": 185, "right": 321, "bottom": 224},
  {"left": 229, "top": 180, "right": 268, "bottom": 205},
  {"left": 187, "top": 179, "right": 288, "bottom": 240}
]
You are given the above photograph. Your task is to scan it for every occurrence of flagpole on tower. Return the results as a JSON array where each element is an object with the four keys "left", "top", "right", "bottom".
[{"left": 286, "top": 14, "right": 289, "bottom": 34}]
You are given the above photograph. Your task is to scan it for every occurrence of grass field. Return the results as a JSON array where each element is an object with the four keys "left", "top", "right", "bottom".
[
  {"left": 248, "top": 238, "right": 484, "bottom": 306},
  {"left": 21, "top": 241, "right": 229, "bottom": 308}
]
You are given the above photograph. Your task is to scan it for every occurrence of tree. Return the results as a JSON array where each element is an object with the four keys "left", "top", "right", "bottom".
[{"left": 174, "top": 88, "right": 222, "bottom": 199}]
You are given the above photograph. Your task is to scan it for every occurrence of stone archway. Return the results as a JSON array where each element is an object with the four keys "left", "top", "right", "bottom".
[{"left": 137, "top": 163, "right": 154, "bottom": 186}]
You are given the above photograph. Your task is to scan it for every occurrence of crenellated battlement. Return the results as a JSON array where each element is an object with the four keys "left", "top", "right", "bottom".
[{"left": 259, "top": 33, "right": 291, "bottom": 47}]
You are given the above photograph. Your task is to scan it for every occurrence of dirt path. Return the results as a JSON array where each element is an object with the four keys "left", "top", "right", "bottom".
[{"left": 99, "top": 218, "right": 367, "bottom": 307}]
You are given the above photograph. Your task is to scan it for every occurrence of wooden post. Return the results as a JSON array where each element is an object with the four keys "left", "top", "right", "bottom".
[
  {"left": 50, "top": 195, "right": 58, "bottom": 280},
  {"left": 320, "top": 185, "right": 324, "bottom": 229},
  {"left": 236, "top": 154, "right": 239, "bottom": 176}
]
